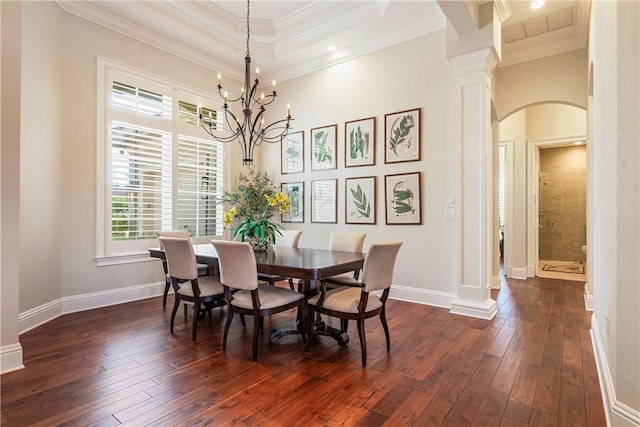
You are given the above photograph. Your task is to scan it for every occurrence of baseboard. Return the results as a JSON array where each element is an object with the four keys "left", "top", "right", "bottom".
[
  {"left": 390, "top": 285, "right": 456, "bottom": 309},
  {"left": 510, "top": 267, "right": 528, "bottom": 280},
  {"left": 0, "top": 343, "right": 25, "bottom": 375},
  {"left": 491, "top": 274, "right": 501, "bottom": 289},
  {"left": 584, "top": 283, "right": 594, "bottom": 311},
  {"left": 527, "top": 264, "right": 536, "bottom": 277},
  {"left": 19, "top": 281, "right": 165, "bottom": 335},
  {"left": 591, "top": 315, "right": 640, "bottom": 426}
]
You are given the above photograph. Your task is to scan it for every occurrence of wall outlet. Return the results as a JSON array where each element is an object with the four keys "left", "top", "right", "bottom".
[{"left": 605, "top": 315, "right": 609, "bottom": 336}]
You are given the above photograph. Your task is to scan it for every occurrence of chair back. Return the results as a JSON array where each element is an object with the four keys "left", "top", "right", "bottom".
[
  {"left": 159, "top": 237, "right": 198, "bottom": 280},
  {"left": 361, "top": 241, "right": 403, "bottom": 292},
  {"left": 211, "top": 240, "right": 259, "bottom": 291},
  {"left": 329, "top": 232, "right": 366, "bottom": 252},
  {"left": 275, "top": 229, "right": 302, "bottom": 248},
  {"left": 157, "top": 230, "right": 190, "bottom": 249}
]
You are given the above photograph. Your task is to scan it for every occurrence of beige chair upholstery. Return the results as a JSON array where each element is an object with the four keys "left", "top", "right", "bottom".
[
  {"left": 212, "top": 240, "right": 306, "bottom": 361},
  {"left": 257, "top": 229, "right": 302, "bottom": 290},
  {"left": 159, "top": 237, "right": 225, "bottom": 341},
  {"left": 307, "top": 241, "right": 403, "bottom": 367},
  {"left": 157, "top": 230, "right": 210, "bottom": 308},
  {"left": 326, "top": 232, "right": 366, "bottom": 282}
]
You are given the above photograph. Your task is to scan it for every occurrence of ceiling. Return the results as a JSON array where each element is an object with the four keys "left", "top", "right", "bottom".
[{"left": 58, "top": 0, "right": 589, "bottom": 84}]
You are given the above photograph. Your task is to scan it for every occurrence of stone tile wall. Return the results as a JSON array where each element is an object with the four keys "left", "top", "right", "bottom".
[{"left": 539, "top": 145, "right": 587, "bottom": 262}]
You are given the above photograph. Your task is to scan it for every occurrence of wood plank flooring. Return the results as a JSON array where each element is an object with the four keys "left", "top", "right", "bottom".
[{"left": 1, "top": 275, "right": 606, "bottom": 426}]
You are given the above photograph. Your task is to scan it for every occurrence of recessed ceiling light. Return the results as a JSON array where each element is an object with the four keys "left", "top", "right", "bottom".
[
  {"left": 327, "top": 45, "right": 337, "bottom": 52},
  {"left": 530, "top": 1, "right": 545, "bottom": 9}
]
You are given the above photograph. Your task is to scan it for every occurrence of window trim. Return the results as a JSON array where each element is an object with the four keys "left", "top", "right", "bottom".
[{"left": 96, "top": 57, "right": 228, "bottom": 265}]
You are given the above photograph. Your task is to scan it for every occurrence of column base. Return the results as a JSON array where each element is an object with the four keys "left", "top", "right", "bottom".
[{"left": 450, "top": 297, "right": 497, "bottom": 320}]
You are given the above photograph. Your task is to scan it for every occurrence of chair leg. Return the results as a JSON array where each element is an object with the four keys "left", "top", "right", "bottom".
[
  {"left": 223, "top": 308, "right": 234, "bottom": 350},
  {"left": 340, "top": 319, "right": 349, "bottom": 332},
  {"left": 380, "top": 309, "right": 390, "bottom": 352},
  {"left": 240, "top": 314, "right": 246, "bottom": 328},
  {"left": 288, "top": 278, "right": 294, "bottom": 290},
  {"left": 163, "top": 279, "right": 170, "bottom": 309},
  {"left": 170, "top": 295, "right": 180, "bottom": 335},
  {"left": 357, "top": 318, "right": 367, "bottom": 368},
  {"left": 191, "top": 297, "right": 200, "bottom": 341},
  {"left": 252, "top": 315, "right": 260, "bottom": 361}
]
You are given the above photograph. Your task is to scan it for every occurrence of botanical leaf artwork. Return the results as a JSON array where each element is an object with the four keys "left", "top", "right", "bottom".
[
  {"left": 392, "top": 181, "right": 414, "bottom": 214},
  {"left": 314, "top": 130, "right": 333, "bottom": 164},
  {"left": 286, "top": 146, "right": 300, "bottom": 159},
  {"left": 388, "top": 114, "right": 415, "bottom": 156},
  {"left": 349, "top": 183, "right": 371, "bottom": 218},
  {"left": 349, "top": 126, "right": 369, "bottom": 160}
]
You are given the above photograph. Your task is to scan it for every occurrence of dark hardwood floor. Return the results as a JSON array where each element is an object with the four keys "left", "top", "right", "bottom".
[{"left": 1, "top": 274, "right": 606, "bottom": 426}]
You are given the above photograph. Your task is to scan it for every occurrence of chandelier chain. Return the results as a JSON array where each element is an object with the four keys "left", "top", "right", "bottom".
[{"left": 246, "top": 0, "right": 250, "bottom": 57}]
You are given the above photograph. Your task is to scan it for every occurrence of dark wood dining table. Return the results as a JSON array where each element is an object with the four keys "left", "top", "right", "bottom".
[{"left": 149, "top": 243, "right": 365, "bottom": 343}]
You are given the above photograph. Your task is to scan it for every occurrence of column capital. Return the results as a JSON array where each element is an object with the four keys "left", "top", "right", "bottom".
[{"left": 450, "top": 47, "right": 499, "bottom": 75}]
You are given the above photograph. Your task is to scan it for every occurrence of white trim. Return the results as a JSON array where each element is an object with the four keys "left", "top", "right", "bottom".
[
  {"left": 591, "top": 316, "right": 640, "bottom": 426},
  {"left": 500, "top": 140, "right": 515, "bottom": 278},
  {"left": 509, "top": 267, "right": 528, "bottom": 280},
  {"left": 19, "top": 281, "right": 165, "bottom": 335},
  {"left": 390, "top": 285, "right": 456, "bottom": 309},
  {"left": 584, "top": 283, "right": 594, "bottom": 311},
  {"left": 0, "top": 344, "right": 25, "bottom": 375},
  {"left": 491, "top": 275, "right": 501, "bottom": 290},
  {"left": 95, "top": 252, "right": 161, "bottom": 267},
  {"left": 450, "top": 297, "right": 498, "bottom": 320}
]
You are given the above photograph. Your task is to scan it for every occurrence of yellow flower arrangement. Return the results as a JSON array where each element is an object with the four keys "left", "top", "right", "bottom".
[{"left": 222, "top": 168, "right": 290, "bottom": 251}]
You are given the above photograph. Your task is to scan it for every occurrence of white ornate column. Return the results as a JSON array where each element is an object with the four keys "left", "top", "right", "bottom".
[{"left": 449, "top": 48, "right": 498, "bottom": 320}]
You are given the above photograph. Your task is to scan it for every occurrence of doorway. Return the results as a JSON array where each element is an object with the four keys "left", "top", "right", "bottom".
[{"left": 530, "top": 141, "right": 587, "bottom": 281}]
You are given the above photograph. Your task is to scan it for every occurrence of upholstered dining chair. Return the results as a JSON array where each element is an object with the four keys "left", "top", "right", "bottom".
[
  {"left": 212, "top": 240, "right": 306, "bottom": 361},
  {"left": 159, "top": 236, "right": 225, "bottom": 341},
  {"left": 157, "top": 230, "right": 210, "bottom": 309},
  {"left": 257, "top": 229, "right": 302, "bottom": 290},
  {"left": 306, "top": 240, "right": 403, "bottom": 367},
  {"left": 326, "top": 232, "right": 367, "bottom": 282}
]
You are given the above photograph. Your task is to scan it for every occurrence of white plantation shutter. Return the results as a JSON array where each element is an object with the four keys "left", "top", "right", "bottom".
[
  {"left": 177, "top": 135, "right": 224, "bottom": 236},
  {"left": 101, "top": 63, "right": 224, "bottom": 258}
]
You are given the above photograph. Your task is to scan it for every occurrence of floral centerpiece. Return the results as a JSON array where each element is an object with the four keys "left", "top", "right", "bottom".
[{"left": 222, "top": 168, "right": 290, "bottom": 251}]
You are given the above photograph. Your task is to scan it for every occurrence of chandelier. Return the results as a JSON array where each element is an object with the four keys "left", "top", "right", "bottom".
[{"left": 198, "top": 0, "right": 293, "bottom": 165}]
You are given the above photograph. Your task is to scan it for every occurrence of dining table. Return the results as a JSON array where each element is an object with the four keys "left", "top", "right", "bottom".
[{"left": 149, "top": 243, "right": 365, "bottom": 344}]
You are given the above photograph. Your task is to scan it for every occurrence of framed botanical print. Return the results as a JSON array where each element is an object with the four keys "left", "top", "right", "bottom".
[
  {"left": 311, "top": 179, "right": 337, "bottom": 223},
  {"left": 311, "top": 124, "right": 337, "bottom": 171},
  {"left": 385, "top": 108, "right": 421, "bottom": 163},
  {"left": 281, "top": 182, "right": 304, "bottom": 223},
  {"left": 281, "top": 131, "right": 304, "bottom": 174},
  {"left": 385, "top": 172, "right": 422, "bottom": 225},
  {"left": 345, "top": 176, "right": 376, "bottom": 224},
  {"left": 345, "top": 117, "right": 375, "bottom": 167}
]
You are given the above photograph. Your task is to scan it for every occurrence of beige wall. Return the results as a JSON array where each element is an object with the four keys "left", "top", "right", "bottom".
[
  {"left": 496, "top": 49, "right": 588, "bottom": 121},
  {"left": 259, "top": 31, "right": 460, "bottom": 295},
  {"left": 589, "top": 1, "right": 640, "bottom": 424}
]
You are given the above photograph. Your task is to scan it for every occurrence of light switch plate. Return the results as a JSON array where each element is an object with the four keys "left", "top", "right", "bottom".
[
  {"left": 446, "top": 197, "right": 455, "bottom": 208},
  {"left": 445, "top": 208, "right": 456, "bottom": 220}
]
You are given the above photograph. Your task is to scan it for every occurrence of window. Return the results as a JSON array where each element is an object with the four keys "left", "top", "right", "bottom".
[{"left": 97, "top": 60, "right": 224, "bottom": 263}]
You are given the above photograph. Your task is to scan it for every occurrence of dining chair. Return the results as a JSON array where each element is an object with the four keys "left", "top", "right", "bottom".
[
  {"left": 306, "top": 240, "right": 403, "bottom": 367},
  {"left": 257, "top": 229, "right": 302, "bottom": 290},
  {"left": 212, "top": 239, "right": 306, "bottom": 361},
  {"left": 157, "top": 230, "right": 210, "bottom": 309},
  {"left": 159, "top": 236, "right": 226, "bottom": 341},
  {"left": 326, "top": 232, "right": 367, "bottom": 282}
]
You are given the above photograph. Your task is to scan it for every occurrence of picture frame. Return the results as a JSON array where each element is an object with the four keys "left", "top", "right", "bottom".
[
  {"left": 281, "top": 182, "right": 304, "bottom": 223},
  {"left": 384, "top": 108, "right": 421, "bottom": 163},
  {"left": 281, "top": 131, "right": 304, "bottom": 174},
  {"left": 385, "top": 172, "right": 422, "bottom": 225},
  {"left": 311, "top": 124, "right": 337, "bottom": 171},
  {"left": 345, "top": 176, "right": 376, "bottom": 225},
  {"left": 345, "top": 117, "right": 375, "bottom": 167},
  {"left": 311, "top": 179, "right": 337, "bottom": 223}
]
